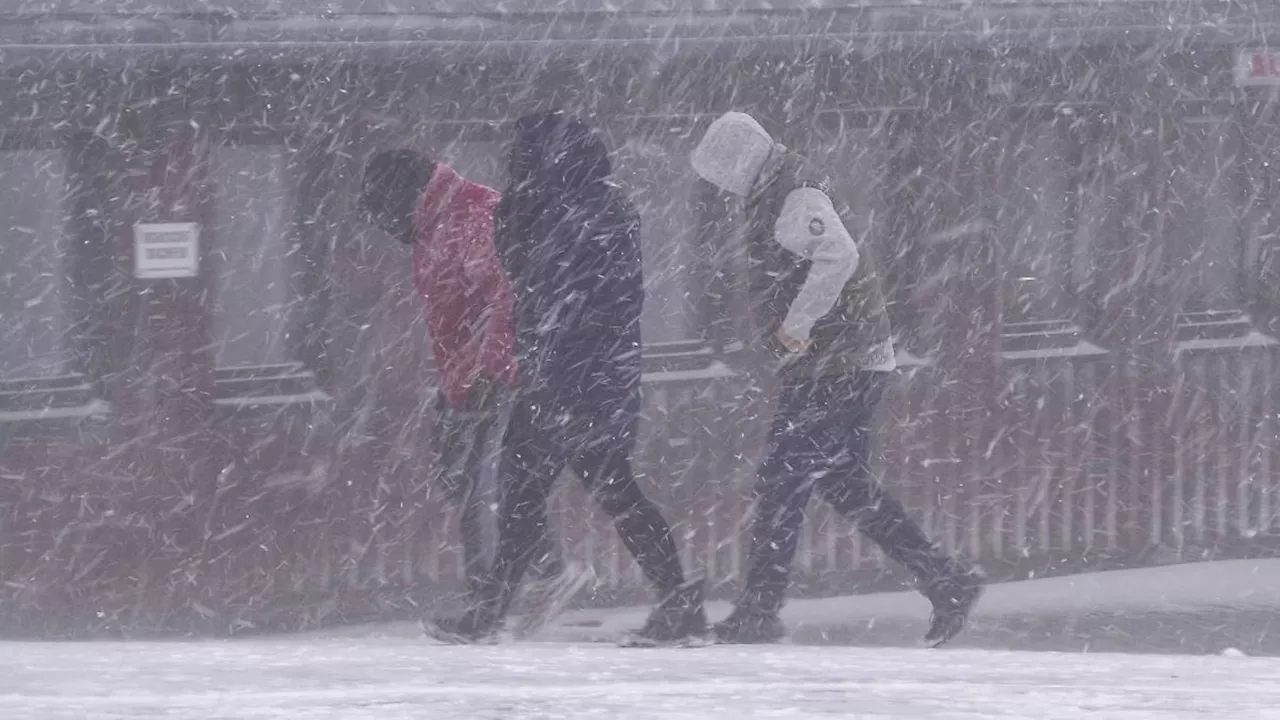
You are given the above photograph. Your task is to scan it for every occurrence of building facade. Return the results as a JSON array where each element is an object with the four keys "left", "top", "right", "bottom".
[{"left": 1, "top": 1, "right": 1279, "bottom": 636}]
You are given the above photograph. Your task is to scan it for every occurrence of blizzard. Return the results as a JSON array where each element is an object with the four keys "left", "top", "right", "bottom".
[{"left": 3, "top": 2, "right": 1280, "bottom": 718}]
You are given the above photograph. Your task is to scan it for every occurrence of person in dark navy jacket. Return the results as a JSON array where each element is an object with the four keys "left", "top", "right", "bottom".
[{"left": 425, "top": 111, "right": 707, "bottom": 647}]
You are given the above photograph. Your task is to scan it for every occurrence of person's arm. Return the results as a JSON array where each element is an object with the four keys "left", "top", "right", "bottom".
[
  {"left": 564, "top": 202, "right": 643, "bottom": 335},
  {"left": 606, "top": 210, "right": 644, "bottom": 335},
  {"left": 461, "top": 208, "right": 518, "bottom": 385},
  {"left": 491, "top": 192, "right": 523, "bottom": 286},
  {"left": 772, "top": 186, "right": 860, "bottom": 346},
  {"left": 414, "top": 244, "right": 468, "bottom": 405}
]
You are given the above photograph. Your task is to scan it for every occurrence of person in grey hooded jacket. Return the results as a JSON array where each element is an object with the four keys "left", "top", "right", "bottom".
[{"left": 691, "top": 111, "right": 984, "bottom": 647}]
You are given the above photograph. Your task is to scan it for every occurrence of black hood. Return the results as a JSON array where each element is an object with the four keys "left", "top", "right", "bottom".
[
  {"left": 360, "top": 149, "right": 435, "bottom": 245},
  {"left": 507, "top": 110, "right": 612, "bottom": 197},
  {"left": 495, "top": 109, "right": 621, "bottom": 286},
  {"left": 493, "top": 109, "right": 644, "bottom": 416}
]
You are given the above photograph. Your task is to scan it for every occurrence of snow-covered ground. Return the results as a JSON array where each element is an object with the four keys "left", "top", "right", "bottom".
[
  {"left": 540, "top": 558, "right": 1280, "bottom": 655},
  {"left": 3, "top": 560, "right": 1278, "bottom": 718},
  {"left": 4, "top": 640, "right": 1279, "bottom": 719},
  {"left": 303, "top": 559, "right": 1280, "bottom": 655}
]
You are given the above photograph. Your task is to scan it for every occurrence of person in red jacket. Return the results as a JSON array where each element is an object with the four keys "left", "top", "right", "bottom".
[{"left": 360, "top": 150, "right": 579, "bottom": 627}]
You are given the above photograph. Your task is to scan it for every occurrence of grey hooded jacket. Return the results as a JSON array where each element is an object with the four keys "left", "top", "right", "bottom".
[
  {"left": 692, "top": 111, "right": 894, "bottom": 381},
  {"left": 744, "top": 151, "right": 895, "bottom": 380}
]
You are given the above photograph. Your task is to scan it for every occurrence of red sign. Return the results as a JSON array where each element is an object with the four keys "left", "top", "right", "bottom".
[{"left": 1238, "top": 51, "right": 1280, "bottom": 86}]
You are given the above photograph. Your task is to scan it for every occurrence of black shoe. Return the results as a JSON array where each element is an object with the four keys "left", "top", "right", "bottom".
[
  {"left": 923, "top": 565, "right": 985, "bottom": 648},
  {"left": 619, "top": 578, "right": 712, "bottom": 647},
  {"left": 713, "top": 607, "right": 787, "bottom": 644},
  {"left": 421, "top": 606, "right": 500, "bottom": 645},
  {"left": 512, "top": 561, "right": 594, "bottom": 639}
]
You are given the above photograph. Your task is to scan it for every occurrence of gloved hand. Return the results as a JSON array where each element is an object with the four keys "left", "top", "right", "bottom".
[
  {"left": 775, "top": 327, "right": 812, "bottom": 355},
  {"left": 457, "top": 378, "right": 502, "bottom": 413}
]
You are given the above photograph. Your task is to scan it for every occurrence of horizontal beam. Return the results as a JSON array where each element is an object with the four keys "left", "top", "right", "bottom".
[{"left": 0, "top": 2, "right": 1275, "bottom": 68}]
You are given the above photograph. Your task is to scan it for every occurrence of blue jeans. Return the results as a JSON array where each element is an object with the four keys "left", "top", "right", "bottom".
[{"left": 740, "top": 371, "right": 946, "bottom": 615}]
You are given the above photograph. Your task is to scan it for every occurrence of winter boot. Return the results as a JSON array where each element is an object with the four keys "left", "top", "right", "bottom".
[
  {"left": 922, "top": 564, "right": 985, "bottom": 648},
  {"left": 854, "top": 496, "right": 986, "bottom": 648},
  {"left": 713, "top": 605, "right": 787, "bottom": 645},
  {"left": 422, "top": 585, "right": 505, "bottom": 645},
  {"left": 512, "top": 561, "right": 594, "bottom": 639},
  {"left": 619, "top": 578, "right": 712, "bottom": 647},
  {"left": 421, "top": 606, "right": 501, "bottom": 645}
]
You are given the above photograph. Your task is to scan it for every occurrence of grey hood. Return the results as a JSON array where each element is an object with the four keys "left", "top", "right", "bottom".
[{"left": 691, "top": 111, "right": 783, "bottom": 197}]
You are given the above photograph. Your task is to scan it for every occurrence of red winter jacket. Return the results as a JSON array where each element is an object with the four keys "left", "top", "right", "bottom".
[{"left": 411, "top": 164, "right": 518, "bottom": 407}]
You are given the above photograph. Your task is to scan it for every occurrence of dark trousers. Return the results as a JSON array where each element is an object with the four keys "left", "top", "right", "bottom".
[
  {"left": 740, "top": 371, "right": 946, "bottom": 615},
  {"left": 431, "top": 385, "right": 559, "bottom": 594},
  {"left": 478, "top": 393, "right": 686, "bottom": 624}
]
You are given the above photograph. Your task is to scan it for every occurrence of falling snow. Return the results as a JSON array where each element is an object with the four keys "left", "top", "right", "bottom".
[{"left": 1, "top": 1, "right": 1279, "bottom": 717}]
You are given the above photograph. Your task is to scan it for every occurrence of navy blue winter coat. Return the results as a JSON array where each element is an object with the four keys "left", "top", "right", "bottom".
[{"left": 494, "top": 111, "right": 644, "bottom": 439}]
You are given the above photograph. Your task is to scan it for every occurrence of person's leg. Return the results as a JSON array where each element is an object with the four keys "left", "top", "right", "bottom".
[
  {"left": 430, "top": 390, "right": 489, "bottom": 595},
  {"left": 571, "top": 437, "right": 706, "bottom": 644},
  {"left": 715, "top": 380, "right": 828, "bottom": 642},
  {"left": 571, "top": 444, "right": 685, "bottom": 595},
  {"left": 425, "top": 395, "right": 570, "bottom": 641},
  {"left": 525, "top": 489, "right": 564, "bottom": 580},
  {"left": 478, "top": 385, "right": 563, "bottom": 582},
  {"left": 810, "top": 373, "right": 941, "bottom": 577},
  {"left": 812, "top": 371, "right": 984, "bottom": 646},
  {"left": 479, "top": 397, "right": 571, "bottom": 623},
  {"left": 460, "top": 382, "right": 509, "bottom": 583}
]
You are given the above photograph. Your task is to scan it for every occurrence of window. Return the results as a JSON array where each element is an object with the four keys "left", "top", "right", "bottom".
[
  {"left": 208, "top": 144, "right": 300, "bottom": 369},
  {"left": 996, "top": 121, "right": 1076, "bottom": 324},
  {"left": 1070, "top": 127, "right": 1108, "bottom": 314},
  {"left": 991, "top": 113, "right": 1110, "bottom": 359},
  {"left": 1164, "top": 117, "right": 1245, "bottom": 313},
  {"left": 0, "top": 148, "right": 71, "bottom": 381}
]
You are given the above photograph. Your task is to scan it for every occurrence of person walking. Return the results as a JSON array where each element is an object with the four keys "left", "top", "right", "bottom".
[
  {"left": 425, "top": 111, "right": 708, "bottom": 647},
  {"left": 689, "top": 111, "right": 984, "bottom": 647},
  {"left": 359, "top": 150, "right": 575, "bottom": 625}
]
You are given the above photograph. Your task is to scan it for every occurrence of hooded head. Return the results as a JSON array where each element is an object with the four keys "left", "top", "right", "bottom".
[
  {"left": 507, "top": 110, "right": 611, "bottom": 196},
  {"left": 691, "top": 111, "right": 778, "bottom": 197},
  {"left": 359, "top": 149, "right": 436, "bottom": 244}
]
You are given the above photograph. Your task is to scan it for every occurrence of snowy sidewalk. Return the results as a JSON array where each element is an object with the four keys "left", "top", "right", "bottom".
[
  {"left": 3, "top": 560, "right": 1279, "bottom": 718},
  {"left": 540, "top": 559, "right": 1280, "bottom": 656},
  {"left": 291, "top": 559, "right": 1280, "bottom": 655},
  {"left": 4, "top": 640, "right": 1280, "bottom": 719}
]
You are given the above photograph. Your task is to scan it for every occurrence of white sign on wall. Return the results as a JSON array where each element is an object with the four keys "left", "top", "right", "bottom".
[
  {"left": 134, "top": 222, "right": 199, "bottom": 279},
  {"left": 1236, "top": 50, "right": 1280, "bottom": 86}
]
